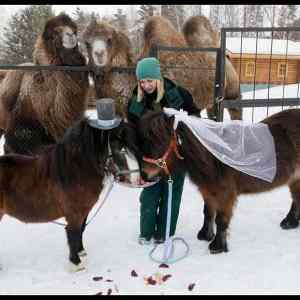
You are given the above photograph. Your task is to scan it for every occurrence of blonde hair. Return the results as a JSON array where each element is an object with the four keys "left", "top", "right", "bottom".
[{"left": 137, "top": 78, "right": 165, "bottom": 103}]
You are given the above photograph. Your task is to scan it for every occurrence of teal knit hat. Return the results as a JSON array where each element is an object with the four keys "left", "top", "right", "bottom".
[{"left": 136, "top": 57, "right": 162, "bottom": 80}]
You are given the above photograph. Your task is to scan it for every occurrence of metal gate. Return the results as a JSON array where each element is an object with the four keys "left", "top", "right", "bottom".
[
  {"left": 149, "top": 44, "right": 223, "bottom": 121},
  {"left": 217, "top": 27, "right": 300, "bottom": 122}
]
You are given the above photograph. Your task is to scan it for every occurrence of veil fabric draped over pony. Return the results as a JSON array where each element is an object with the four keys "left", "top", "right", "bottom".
[{"left": 164, "top": 108, "right": 277, "bottom": 183}]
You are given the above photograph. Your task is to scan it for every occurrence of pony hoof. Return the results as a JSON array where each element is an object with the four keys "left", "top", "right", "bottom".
[
  {"left": 209, "top": 248, "right": 227, "bottom": 254},
  {"left": 68, "top": 261, "right": 86, "bottom": 273},
  {"left": 197, "top": 229, "right": 215, "bottom": 241},
  {"left": 280, "top": 217, "right": 299, "bottom": 230},
  {"left": 78, "top": 250, "right": 87, "bottom": 257},
  {"left": 209, "top": 241, "right": 228, "bottom": 254}
]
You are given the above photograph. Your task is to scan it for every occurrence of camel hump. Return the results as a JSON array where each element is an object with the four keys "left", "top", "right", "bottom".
[{"left": 182, "top": 15, "right": 220, "bottom": 48}]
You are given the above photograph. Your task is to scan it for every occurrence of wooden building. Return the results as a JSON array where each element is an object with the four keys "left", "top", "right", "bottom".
[{"left": 226, "top": 37, "right": 300, "bottom": 85}]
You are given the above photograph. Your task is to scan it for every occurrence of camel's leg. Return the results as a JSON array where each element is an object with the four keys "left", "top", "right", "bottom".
[
  {"left": 228, "top": 107, "right": 242, "bottom": 120},
  {"left": 206, "top": 105, "right": 242, "bottom": 121},
  {"left": 280, "top": 180, "right": 300, "bottom": 229},
  {"left": 197, "top": 203, "right": 215, "bottom": 241},
  {"left": 206, "top": 107, "right": 217, "bottom": 121},
  {"left": 78, "top": 216, "right": 88, "bottom": 258},
  {"left": 65, "top": 225, "right": 85, "bottom": 272}
]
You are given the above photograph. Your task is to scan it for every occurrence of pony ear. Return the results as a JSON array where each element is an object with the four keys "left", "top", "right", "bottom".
[{"left": 164, "top": 114, "right": 175, "bottom": 131}]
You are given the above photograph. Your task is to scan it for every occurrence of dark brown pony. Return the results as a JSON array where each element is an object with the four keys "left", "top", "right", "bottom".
[
  {"left": 133, "top": 109, "right": 300, "bottom": 254},
  {"left": 0, "top": 118, "right": 139, "bottom": 271}
]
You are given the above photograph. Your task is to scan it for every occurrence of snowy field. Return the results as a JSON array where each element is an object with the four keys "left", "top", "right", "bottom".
[{"left": 1, "top": 84, "right": 300, "bottom": 295}]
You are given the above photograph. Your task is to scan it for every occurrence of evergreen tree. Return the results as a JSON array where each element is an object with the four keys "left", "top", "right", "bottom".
[
  {"left": 192, "top": 5, "right": 202, "bottom": 16},
  {"left": 161, "top": 5, "right": 185, "bottom": 31},
  {"left": 137, "top": 4, "right": 156, "bottom": 24},
  {"left": 286, "top": 5, "right": 297, "bottom": 26},
  {"left": 289, "top": 16, "right": 300, "bottom": 41},
  {"left": 275, "top": 5, "right": 289, "bottom": 39},
  {"left": 112, "top": 8, "right": 128, "bottom": 32},
  {"left": 0, "top": 5, "right": 54, "bottom": 64},
  {"left": 72, "top": 6, "right": 100, "bottom": 53},
  {"left": 209, "top": 5, "right": 222, "bottom": 29},
  {"left": 131, "top": 5, "right": 156, "bottom": 54}
]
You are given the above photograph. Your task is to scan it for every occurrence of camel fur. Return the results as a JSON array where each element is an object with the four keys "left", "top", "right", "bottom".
[
  {"left": 182, "top": 15, "right": 241, "bottom": 118},
  {"left": 82, "top": 20, "right": 136, "bottom": 118},
  {"left": 140, "top": 16, "right": 241, "bottom": 120},
  {"left": 0, "top": 14, "right": 89, "bottom": 154}
]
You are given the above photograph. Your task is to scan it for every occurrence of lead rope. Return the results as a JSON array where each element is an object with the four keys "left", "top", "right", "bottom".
[
  {"left": 51, "top": 175, "right": 115, "bottom": 227},
  {"left": 149, "top": 176, "right": 190, "bottom": 264}
]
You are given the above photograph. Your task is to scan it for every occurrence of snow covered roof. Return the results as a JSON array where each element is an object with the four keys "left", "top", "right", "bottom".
[{"left": 226, "top": 37, "right": 300, "bottom": 56}]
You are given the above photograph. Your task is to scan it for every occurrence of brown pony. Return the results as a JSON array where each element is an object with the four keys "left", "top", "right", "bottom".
[
  {"left": 132, "top": 109, "right": 300, "bottom": 254},
  {"left": 0, "top": 118, "right": 139, "bottom": 271}
]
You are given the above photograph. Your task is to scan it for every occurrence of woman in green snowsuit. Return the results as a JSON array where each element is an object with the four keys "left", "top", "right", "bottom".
[{"left": 127, "top": 57, "right": 200, "bottom": 245}]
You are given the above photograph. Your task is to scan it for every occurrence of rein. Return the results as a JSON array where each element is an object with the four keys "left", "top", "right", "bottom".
[
  {"left": 141, "top": 128, "right": 189, "bottom": 264},
  {"left": 142, "top": 131, "right": 184, "bottom": 175}
]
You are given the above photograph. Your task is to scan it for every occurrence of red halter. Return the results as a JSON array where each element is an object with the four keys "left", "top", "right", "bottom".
[{"left": 142, "top": 132, "right": 184, "bottom": 176}]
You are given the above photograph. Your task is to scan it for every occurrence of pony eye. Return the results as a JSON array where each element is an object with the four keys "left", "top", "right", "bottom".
[
  {"left": 85, "top": 41, "right": 91, "bottom": 49},
  {"left": 107, "top": 38, "right": 112, "bottom": 47}
]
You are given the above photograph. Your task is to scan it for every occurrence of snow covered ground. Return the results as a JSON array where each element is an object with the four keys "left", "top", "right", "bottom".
[{"left": 1, "top": 84, "right": 300, "bottom": 295}]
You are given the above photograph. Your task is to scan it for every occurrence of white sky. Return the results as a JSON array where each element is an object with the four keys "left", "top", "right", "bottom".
[
  {"left": 2, "top": 5, "right": 210, "bottom": 18},
  {"left": 2, "top": 5, "right": 133, "bottom": 17}
]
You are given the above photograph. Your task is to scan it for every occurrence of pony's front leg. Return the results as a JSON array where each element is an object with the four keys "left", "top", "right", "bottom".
[
  {"left": 65, "top": 225, "right": 86, "bottom": 272},
  {"left": 197, "top": 203, "right": 215, "bottom": 241},
  {"left": 209, "top": 212, "right": 229, "bottom": 254},
  {"left": 78, "top": 217, "right": 88, "bottom": 258}
]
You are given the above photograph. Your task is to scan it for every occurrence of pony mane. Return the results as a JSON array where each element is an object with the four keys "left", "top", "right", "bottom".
[
  {"left": 53, "top": 118, "right": 106, "bottom": 188},
  {"left": 139, "top": 111, "right": 223, "bottom": 183}
]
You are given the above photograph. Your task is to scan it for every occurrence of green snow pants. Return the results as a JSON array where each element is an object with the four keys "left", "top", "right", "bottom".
[{"left": 139, "top": 172, "right": 185, "bottom": 241}]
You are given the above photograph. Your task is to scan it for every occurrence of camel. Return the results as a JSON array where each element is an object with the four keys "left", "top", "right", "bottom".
[
  {"left": 182, "top": 15, "right": 241, "bottom": 119},
  {"left": 82, "top": 19, "right": 136, "bottom": 118},
  {"left": 0, "top": 13, "right": 89, "bottom": 154},
  {"left": 139, "top": 16, "right": 241, "bottom": 120}
]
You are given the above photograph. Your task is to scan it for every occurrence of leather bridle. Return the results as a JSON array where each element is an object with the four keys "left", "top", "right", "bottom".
[{"left": 142, "top": 132, "right": 184, "bottom": 176}]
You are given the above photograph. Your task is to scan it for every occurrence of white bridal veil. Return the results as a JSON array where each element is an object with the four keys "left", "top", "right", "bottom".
[{"left": 164, "top": 108, "right": 276, "bottom": 183}]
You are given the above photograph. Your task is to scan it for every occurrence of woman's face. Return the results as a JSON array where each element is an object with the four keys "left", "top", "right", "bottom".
[{"left": 139, "top": 79, "right": 157, "bottom": 94}]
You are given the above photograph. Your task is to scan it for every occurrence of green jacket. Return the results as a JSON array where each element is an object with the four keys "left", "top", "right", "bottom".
[{"left": 127, "top": 77, "right": 200, "bottom": 124}]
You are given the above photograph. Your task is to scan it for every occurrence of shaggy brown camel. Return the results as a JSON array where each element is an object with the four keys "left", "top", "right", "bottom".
[
  {"left": 140, "top": 16, "right": 241, "bottom": 120},
  {"left": 0, "top": 13, "right": 89, "bottom": 154},
  {"left": 182, "top": 15, "right": 242, "bottom": 119},
  {"left": 82, "top": 19, "right": 136, "bottom": 118}
]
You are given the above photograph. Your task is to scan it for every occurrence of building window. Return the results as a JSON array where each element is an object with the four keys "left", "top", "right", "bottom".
[
  {"left": 245, "top": 62, "right": 255, "bottom": 77},
  {"left": 278, "top": 63, "right": 288, "bottom": 78}
]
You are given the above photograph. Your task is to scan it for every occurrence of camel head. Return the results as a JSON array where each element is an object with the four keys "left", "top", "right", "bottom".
[
  {"left": 34, "top": 13, "right": 85, "bottom": 66},
  {"left": 43, "top": 13, "right": 78, "bottom": 49},
  {"left": 82, "top": 19, "right": 130, "bottom": 67}
]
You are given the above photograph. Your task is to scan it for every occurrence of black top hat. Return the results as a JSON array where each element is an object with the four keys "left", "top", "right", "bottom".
[{"left": 88, "top": 98, "right": 122, "bottom": 130}]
